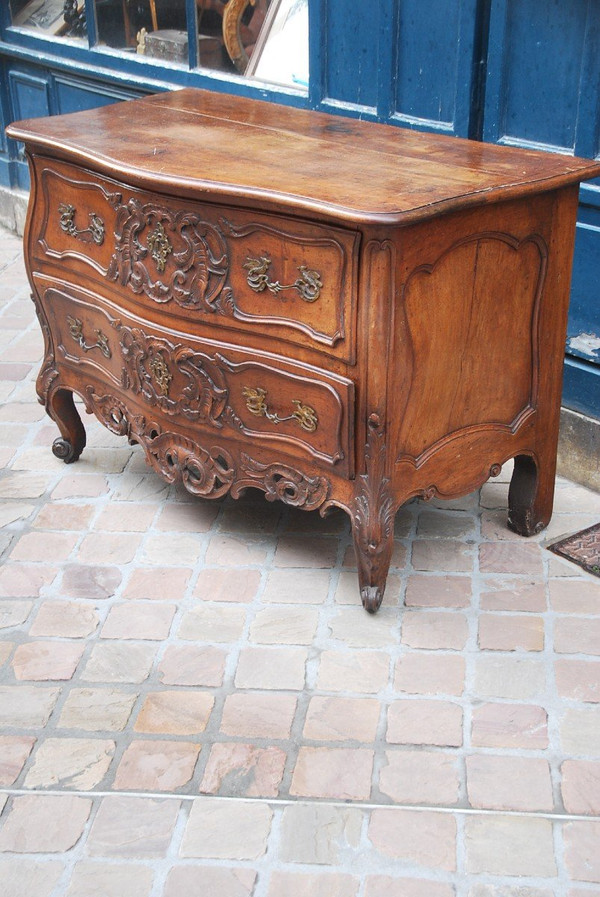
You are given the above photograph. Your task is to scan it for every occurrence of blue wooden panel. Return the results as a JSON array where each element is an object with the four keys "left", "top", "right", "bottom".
[
  {"left": 573, "top": 8, "right": 600, "bottom": 160},
  {"left": 185, "top": 0, "right": 199, "bottom": 69},
  {"left": 318, "top": 0, "right": 483, "bottom": 133},
  {"left": 569, "top": 222, "right": 600, "bottom": 363},
  {"left": 0, "top": 61, "right": 8, "bottom": 154},
  {"left": 323, "top": 0, "right": 378, "bottom": 110},
  {"left": 308, "top": 0, "right": 326, "bottom": 106},
  {"left": 560, "top": 186, "right": 600, "bottom": 420},
  {"left": 54, "top": 75, "right": 139, "bottom": 114},
  {"left": 7, "top": 69, "right": 52, "bottom": 189},
  {"left": 392, "top": 0, "right": 479, "bottom": 136},
  {"left": 8, "top": 68, "right": 52, "bottom": 121},
  {"left": 485, "top": 0, "right": 592, "bottom": 152}
]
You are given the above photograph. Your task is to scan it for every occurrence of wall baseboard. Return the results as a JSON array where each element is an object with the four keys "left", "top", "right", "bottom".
[
  {"left": 0, "top": 185, "right": 28, "bottom": 236},
  {"left": 557, "top": 407, "right": 600, "bottom": 493}
]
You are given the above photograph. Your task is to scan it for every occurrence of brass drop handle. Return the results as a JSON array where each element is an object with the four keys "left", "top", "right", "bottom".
[
  {"left": 67, "top": 315, "right": 111, "bottom": 358},
  {"left": 58, "top": 203, "right": 105, "bottom": 245},
  {"left": 243, "top": 256, "right": 322, "bottom": 302},
  {"left": 242, "top": 387, "right": 318, "bottom": 432}
]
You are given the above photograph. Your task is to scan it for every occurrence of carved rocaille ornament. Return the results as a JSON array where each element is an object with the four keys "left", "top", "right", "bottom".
[
  {"left": 107, "top": 199, "right": 230, "bottom": 310},
  {"left": 118, "top": 325, "right": 236, "bottom": 427},
  {"left": 85, "top": 388, "right": 330, "bottom": 508}
]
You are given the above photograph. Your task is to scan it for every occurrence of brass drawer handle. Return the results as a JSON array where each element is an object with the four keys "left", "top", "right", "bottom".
[
  {"left": 67, "top": 316, "right": 111, "bottom": 358},
  {"left": 58, "top": 203, "right": 105, "bottom": 245},
  {"left": 242, "top": 387, "right": 318, "bottom": 432},
  {"left": 244, "top": 256, "right": 322, "bottom": 302}
]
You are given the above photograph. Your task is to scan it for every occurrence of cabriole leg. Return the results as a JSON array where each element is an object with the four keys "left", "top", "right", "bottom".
[
  {"left": 47, "top": 387, "right": 86, "bottom": 464},
  {"left": 351, "top": 412, "right": 396, "bottom": 613},
  {"left": 507, "top": 453, "right": 554, "bottom": 536}
]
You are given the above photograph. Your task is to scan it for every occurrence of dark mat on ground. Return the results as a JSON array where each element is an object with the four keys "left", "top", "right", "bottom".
[{"left": 548, "top": 522, "right": 600, "bottom": 579}]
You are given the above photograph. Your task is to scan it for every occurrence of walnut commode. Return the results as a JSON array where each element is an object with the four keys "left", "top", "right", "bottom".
[{"left": 8, "top": 89, "right": 600, "bottom": 612}]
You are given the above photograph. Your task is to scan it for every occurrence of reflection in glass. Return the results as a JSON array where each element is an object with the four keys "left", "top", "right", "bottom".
[
  {"left": 246, "top": 0, "right": 308, "bottom": 88},
  {"left": 95, "top": 0, "right": 188, "bottom": 62},
  {"left": 8, "top": 0, "right": 308, "bottom": 89},
  {"left": 10, "top": 0, "right": 72, "bottom": 36}
]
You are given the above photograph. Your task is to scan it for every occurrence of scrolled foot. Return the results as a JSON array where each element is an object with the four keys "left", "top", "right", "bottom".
[
  {"left": 507, "top": 510, "right": 546, "bottom": 537},
  {"left": 47, "top": 388, "right": 86, "bottom": 464},
  {"left": 52, "top": 437, "right": 81, "bottom": 464},
  {"left": 361, "top": 585, "right": 384, "bottom": 614}
]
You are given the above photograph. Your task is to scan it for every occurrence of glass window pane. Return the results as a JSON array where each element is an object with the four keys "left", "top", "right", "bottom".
[
  {"left": 8, "top": 0, "right": 309, "bottom": 89},
  {"left": 10, "top": 0, "right": 85, "bottom": 38},
  {"left": 246, "top": 0, "right": 308, "bottom": 88},
  {"left": 95, "top": 1, "right": 188, "bottom": 63}
]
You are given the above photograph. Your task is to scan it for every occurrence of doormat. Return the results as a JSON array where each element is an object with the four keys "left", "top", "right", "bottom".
[{"left": 548, "top": 522, "right": 600, "bottom": 578}]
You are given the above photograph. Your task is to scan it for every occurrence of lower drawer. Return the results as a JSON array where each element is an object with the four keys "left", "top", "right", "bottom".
[{"left": 36, "top": 277, "right": 354, "bottom": 476}]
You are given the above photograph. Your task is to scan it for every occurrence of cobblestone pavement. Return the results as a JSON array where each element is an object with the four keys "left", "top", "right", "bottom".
[{"left": 1, "top": 223, "right": 600, "bottom": 896}]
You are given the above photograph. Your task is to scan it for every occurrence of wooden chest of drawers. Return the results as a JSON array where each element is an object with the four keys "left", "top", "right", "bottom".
[{"left": 8, "top": 89, "right": 600, "bottom": 612}]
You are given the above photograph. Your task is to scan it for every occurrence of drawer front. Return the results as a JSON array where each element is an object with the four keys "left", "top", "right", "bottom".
[
  {"left": 34, "top": 159, "right": 358, "bottom": 361},
  {"left": 38, "top": 279, "right": 354, "bottom": 475},
  {"left": 36, "top": 163, "right": 120, "bottom": 274}
]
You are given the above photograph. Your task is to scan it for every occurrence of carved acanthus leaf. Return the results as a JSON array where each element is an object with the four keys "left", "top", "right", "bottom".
[
  {"left": 234, "top": 453, "right": 330, "bottom": 510},
  {"left": 353, "top": 414, "right": 395, "bottom": 556}
]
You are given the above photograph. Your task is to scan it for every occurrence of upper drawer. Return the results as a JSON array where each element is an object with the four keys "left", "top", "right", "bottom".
[{"left": 32, "top": 158, "right": 359, "bottom": 362}]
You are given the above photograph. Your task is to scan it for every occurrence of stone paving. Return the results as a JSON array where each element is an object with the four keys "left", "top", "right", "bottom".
[{"left": 1, "top": 222, "right": 600, "bottom": 895}]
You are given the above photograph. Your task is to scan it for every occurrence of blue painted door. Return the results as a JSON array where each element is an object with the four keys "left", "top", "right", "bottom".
[
  {"left": 316, "top": 0, "right": 600, "bottom": 419},
  {"left": 483, "top": 0, "right": 600, "bottom": 418},
  {"left": 313, "top": 0, "right": 484, "bottom": 138}
]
